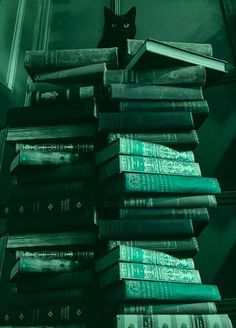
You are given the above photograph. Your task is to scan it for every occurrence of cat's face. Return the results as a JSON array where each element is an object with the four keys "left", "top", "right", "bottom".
[{"left": 104, "top": 6, "right": 136, "bottom": 41}]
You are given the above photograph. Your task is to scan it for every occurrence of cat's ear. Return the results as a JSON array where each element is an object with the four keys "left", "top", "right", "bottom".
[
  {"left": 125, "top": 6, "right": 136, "bottom": 20},
  {"left": 104, "top": 6, "right": 114, "bottom": 20}
]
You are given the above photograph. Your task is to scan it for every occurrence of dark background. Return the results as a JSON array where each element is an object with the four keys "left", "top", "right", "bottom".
[{"left": 0, "top": 0, "right": 236, "bottom": 298}]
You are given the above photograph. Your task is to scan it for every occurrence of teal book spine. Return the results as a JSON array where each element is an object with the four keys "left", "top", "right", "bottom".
[
  {"left": 99, "top": 155, "right": 201, "bottom": 181},
  {"left": 115, "top": 173, "right": 221, "bottom": 194},
  {"left": 113, "top": 314, "right": 232, "bottom": 328},
  {"left": 99, "top": 262, "right": 201, "bottom": 288}
]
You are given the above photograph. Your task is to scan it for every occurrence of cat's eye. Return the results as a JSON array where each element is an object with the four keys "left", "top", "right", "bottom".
[
  {"left": 112, "top": 23, "right": 117, "bottom": 28},
  {"left": 124, "top": 23, "right": 129, "bottom": 28}
]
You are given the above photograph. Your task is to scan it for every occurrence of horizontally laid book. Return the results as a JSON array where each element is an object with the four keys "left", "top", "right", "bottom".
[
  {"left": 95, "top": 138, "right": 195, "bottom": 165},
  {"left": 95, "top": 245, "right": 195, "bottom": 273},
  {"left": 125, "top": 38, "right": 229, "bottom": 75}
]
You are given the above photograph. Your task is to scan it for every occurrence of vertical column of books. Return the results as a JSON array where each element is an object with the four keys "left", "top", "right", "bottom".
[
  {"left": 0, "top": 47, "right": 119, "bottom": 327},
  {"left": 94, "top": 38, "right": 233, "bottom": 328}
]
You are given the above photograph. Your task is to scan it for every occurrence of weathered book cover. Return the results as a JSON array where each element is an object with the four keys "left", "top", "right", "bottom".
[
  {"left": 98, "top": 219, "right": 194, "bottom": 239},
  {"left": 98, "top": 154, "right": 201, "bottom": 181},
  {"left": 95, "top": 137, "right": 195, "bottom": 165},
  {"left": 95, "top": 244, "right": 194, "bottom": 273},
  {"left": 98, "top": 112, "right": 194, "bottom": 132},
  {"left": 112, "top": 314, "right": 231, "bottom": 328},
  {"left": 15, "top": 142, "right": 95, "bottom": 153},
  {"left": 102, "top": 279, "right": 221, "bottom": 303},
  {"left": 15, "top": 249, "right": 94, "bottom": 260},
  {"left": 99, "top": 262, "right": 201, "bottom": 288}
]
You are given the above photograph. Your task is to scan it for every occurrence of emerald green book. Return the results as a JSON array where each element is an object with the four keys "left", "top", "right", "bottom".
[
  {"left": 95, "top": 138, "right": 195, "bottom": 166},
  {"left": 102, "top": 279, "right": 221, "bottom": 303},
  {"left": 98, "top": 262, "right": 201, "bottom": 288},
  {"left": 102, "top": 172, "right": 221, "bottom": 196},
  {"left": 98, "top": 154, "right": 201, "bottom": 181},
  {"left": 95, "top": 244, "right": 194, "bottom": 273},
  {"left": 112, "top": 314, "right": 231, "bottom": 328}
]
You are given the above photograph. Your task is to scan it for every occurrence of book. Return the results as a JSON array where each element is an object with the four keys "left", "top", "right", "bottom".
[
  {"left": 10, "top": 257, "right": 91, "bottom": 280},
  {"left": 106, "top": 238, "right": 199, "bottom": 258},
  {"left": 98, "top": 219, "right": 194, "bottom": 240},
  {"left": 111, "top": 314, "right": 232, "bottom": 328},
  {"left": 95, "top": 138, "right": 195, "bottom": 166},
  {"left": 102, "top": 279, "right": 221, "bottom": 303},
  {"left": 98, "top": 262, "right": 201, "bottom": 288},
  {"left": 103, "top": 65, "right": 206, "bottom": 86},
  {"left": 32, "top": 62, "right": 106, "bottom": 82},
  {"left": 98, "top": 112, "right": 194, "bottom": 133},
  {"left": 6, "top": 124, "right": 97, "bottom": 143},
  {"left": 125, "top": 38, "right": 228, "bottom": 75},
  {"left": 27, "top": 80, "right": 84, "bottom": 92},
  {"left": 15, "top": 250, "right": 94, "bottom": 260},
  {"left": 109, "top": 302, "right": 217, "bottom": 315},
  {"left": 16, "top": 270, "right": 95, "bottom": 291},
  {"left": 95, "top": 245, "right": 195, "bottom": 273},
  {"left": 7, "top": 232, "right": 97, "bottom": 249},
  {"left": 24, "top": 47, "right": 118, "bottom": 76},
  {"left": 100, "top": 195, "right": 217, "bottom": 208},
  {"left": 15, "top": 162, "right": 95, "bottom": 185},
  {"left": 105, "top": 84, "right": 204, "bottom": 100},
  {"left": 102, "top": 172, "right": 221, "bottom": 196},
  {"left": 15, "top": 142, "right": 95, "bottom": 153},
  {"left": 126, "top": 39, "right": 214, "bottom": 57},
  {"left": 98, "top": 155, "right": 201, "bottom": 181},
  {"left": 10, "top": 150, "right": 90, "bottom": 173},
  {"left": 106, "top": 131, "right": 199, "bottom": 150},
  {"left": 6, "top": 100, "right": 97, "bottom": 127},
  {"left": 0, "top": 304, "right": 95, "bottom": 325},
  {"left": 9, "top": 181, "right": 94, "bottom": 201},
  {"left": 0, "top": 197, "right": 93, "bottom": 218}
]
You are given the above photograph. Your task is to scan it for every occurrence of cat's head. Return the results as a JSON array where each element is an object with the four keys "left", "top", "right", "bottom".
[{"left": 103, "top": 6, "right": 136, "bottom": 41}]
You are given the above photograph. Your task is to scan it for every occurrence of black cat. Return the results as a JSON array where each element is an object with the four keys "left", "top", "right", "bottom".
[{"left": 98, "top": 6, "right": 136, "bottom": 65}]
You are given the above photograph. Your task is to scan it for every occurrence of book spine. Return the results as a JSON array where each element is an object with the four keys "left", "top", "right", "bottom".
[
  {"left": 104, "top": 66, "right": 206, "bottom": 86},
  {"left": 118, "top": 302, "right": 217, "bottom": 314},
  {"left": 98, "top": 219, "right": 194, "bottom": 239},
  {"left": 114, "top": 314, "right": 231, "bottom": 328},
  {"left": 108, "top": 84, "right": 203, "bottom": 100},
  {"left": 99, "top": 112, "right": 194, "bottom": 132},
  {"left": 124, "top": 173, "right": 221, "bottom": 194},
  {"left": 121, "top": 195, "right": 217, "bottom": 208},
  {"left": 15, "top": 143, "right": 95, "bottom": 153},
  {"left": 118, "top": 244, "right": 194, "bottom": 269},
  {"left": 100, "top": 155, "right": 201, "bottom": 180},
  {"left": 100, "top": 263, "right": 201, "bottom": 288},
  {"left": 15, "top": 250, "right": 94, "bottom": 260},
  {"left": 29, "top": 86, "right": 95, "bottom": 105},
  {"left": 118, "top": 138, "right": 195, "bottom": 162},
  {"left": 123, "top": 280, "right": 221, "bottom": 301}
]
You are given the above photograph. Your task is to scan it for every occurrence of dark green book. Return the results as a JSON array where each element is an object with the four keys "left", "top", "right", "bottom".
[
  {"left": 15, "top": 249, "right": 94, "bottom": 260},
  {"left": 95, "top": 138, "right": 195, "bottom": 166},
  {"left": 15, "top": 162, "right": 94, "bottom": 185},
  {"left": 106, "top": 84, "right": 204, "bottom": 100},
  {"left": 24, "top": 47, "right": 118, "bottom": 76},
  {"left": 103, "top": 66, "right": 206, "bottom": 86},
  {"left": 125, "top": 38, "right": 228, "bottom": 74},
  {"left": 15, "top": 142, "right": 95, "bottom": 153},
  {"left": 106, "top": 131, "right": 199, "bottom": 150},
  {"left": 98, "top": 262, "right": 201, "bottom": 288},
  {"left": 98, "top": 112, "right": 194, "bottom": 133},
  {"left": 0, "top": 197, "right": 94, "bottom": 218},
  {"left": 110, "top": 302, "right": 217, "bottom": 315},
  {"left": 102, "top": 279, "right": 221, "bottom": 303},
  {"left": 33, "top": 62, "right": 106, "bottom": 83},
  {"left": 6, "top": 232, "right": 97, "bottom": 249},
  {"left": 98, "top": 154, "right": 201, "bottom": 181},
  {"left": 95, "top": 244, "right": 194, "bottom": 273},
  {"left": 10, "top": 257, "right": 91, "bottom": 280},
  {"left": 102, "top": 172, "right": 221, "bottom": 196},
  {"left": 98, "top": 219, "right": 194, "bottom": 240},
  {"left": 16, "top": 270, "right": 95, "bottom": 291},
  {"left": 100, "top": 195, "right": 217, "bottom": 208},
  {"left": 106, "top": 238, "right": 199, "bottom": 257},
  {"left": 111, "top": 314, "right": 231, "bottom": 328}
]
